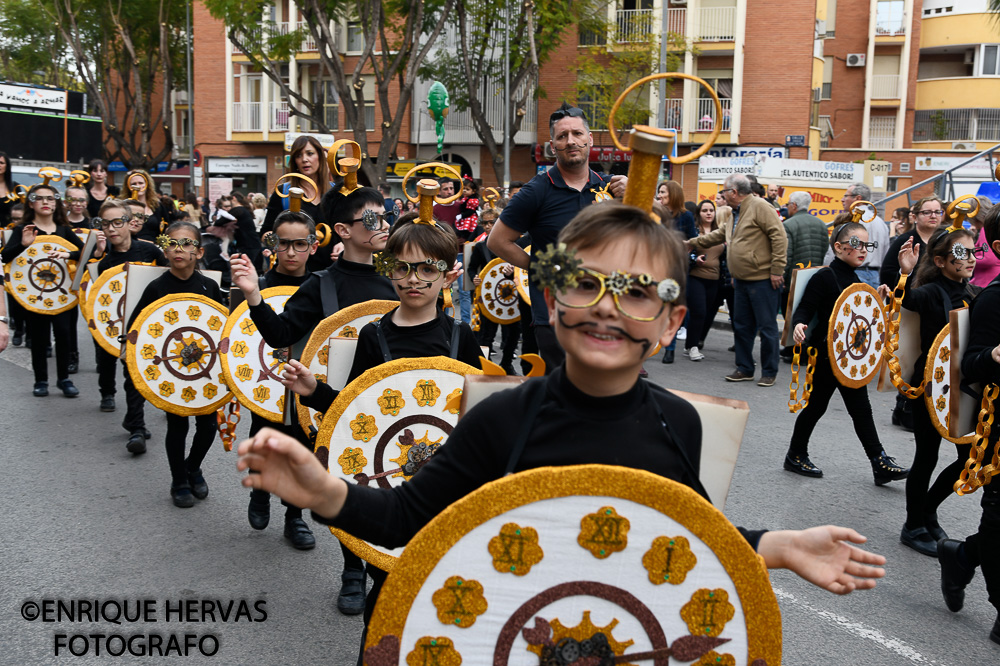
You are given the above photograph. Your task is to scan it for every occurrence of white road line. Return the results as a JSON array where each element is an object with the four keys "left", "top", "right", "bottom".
[{"left": 773, "top": 588, "right": 949, "bottom": 665}]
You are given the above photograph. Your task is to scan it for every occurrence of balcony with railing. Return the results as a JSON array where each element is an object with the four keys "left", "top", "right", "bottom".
[
  {"left": 666, "top": 8, "right": 685, "bottom": 35},
  {"left": 692, "top": 98, "right": 732, "bottom": 132},
  {"left": 615, "top": 9, "right": 653, "bottom": 44},
  {"left": 876, "top": 17, "right": 906, "bottom": 36},
  {"left": 696, "top": 7, "right": 737, "bottom": 42},
  {"left": 913, "top": 108, "right": 1000, "bottom": 143},
  {"left": 872, "top": 74, "right": 901, "bottom": 99},
  {"left": 230, "top": 21, "right": 318, "bottom": 54},
  {"left": 270, "top": 100, "right": 290, "bottom": 131},
  {"left": 869, "top": 116, "right": 896, "bottom": 149},
  {"left": 232, "top": 102, "right": 262, "bottom": 132}
]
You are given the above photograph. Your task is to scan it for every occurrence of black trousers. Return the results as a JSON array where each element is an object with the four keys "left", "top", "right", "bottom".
[
  {"left": 534, "top": 324, "right": 564, "bottom": 374},
  {"left": 163, "top": 412, "right": 216, "bottom": 487},
  {"left": 6, "top": 293, "right": 26, "bottom": 332},
  {"left": 686, "top": 275, "right": 720, "bottom": 351},
  {"left": 25, "top": 309, "right": 76, "bottom": 383},
  {"left": 963, "top": 435, "right": 1000, "bottom": 614},
  {"left": 477, "top": 319, "right": 519, "bottom": 369},
  {"left": 904, "top": 397, "right": 972, "bottom": 528},
  {"left": 788, "top": 354, "right": 882, "bottom": 460},
  {"left": 248, "top": 413, "right": 311, "bottom": 520},
  {"left": 703, "top": 278, "right": 734, "bottom": 348},
  {"left": 98, "top": 350, "right": 148, "bottom": 433},
  {"left": 517, "top": 297, "right": 537, "bottom": 375}
]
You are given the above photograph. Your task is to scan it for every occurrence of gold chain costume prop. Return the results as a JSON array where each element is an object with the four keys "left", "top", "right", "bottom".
[
  {"left": 3, "top": 235, "right": 80, "bottom": 315},
  {"left": 315, "top": 357, "right": 483, "bottom": 571},
  {"left": 220, "top": 286, "right": 299, "bottom": 421},
  {"left": 362, "top": 466, "right": 781, "bottom": 666},
  {"left": 296, "top": 300, "right": 399, "bottom": 435},
  {"left": 124, "top": 294, "right": 234, "bottom": 416}
]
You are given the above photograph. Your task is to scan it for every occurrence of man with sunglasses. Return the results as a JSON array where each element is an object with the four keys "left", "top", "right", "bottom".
[{"left": 488, "top": 102, "right": 627, "bottom": 371}]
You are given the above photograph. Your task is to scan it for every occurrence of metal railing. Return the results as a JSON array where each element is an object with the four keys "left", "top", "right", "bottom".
[
  {"left": 667, "top": 8, "right": 686, "bottom": 34},
  {"left": 692, "top": 98, "right": 732, "bottom": 132},
  {"left": 914, "top": 108, "right": 1000, "bottom": 143},
  {"left": 873, "top": 142, "right": 1000, "bottom": 209},
  {"left": 875, "top": 17, "right": 906, "bottom": 35},
  {"left": 232, "top": 102, "right": 262, "bottom": 132},
  {"left": 270, "top": 101, "right": 290, "bottom": 131},
  {"left": 615, "top": 9, "right": 653, "bottom": 44},
  {"left": 869, "top": 116, "right": 896, "bottom": 149},
  {"left": 696, "top": 7, "right": 736, "bottom": 42},
  {"left": 872, "top": 74, "right": 900, "bottom": 99},
  {"left": 664, "top": 99, "right": 683, "bottom": 130}
]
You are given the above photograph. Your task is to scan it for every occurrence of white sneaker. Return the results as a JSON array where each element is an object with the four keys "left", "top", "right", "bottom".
[
  {"left": 682, "top": 348, "right": 690, "bottom": 356},
  {"left": 689, "top": 346, "right": 705, "bottom": 361},
  {"left": 676, "top": 326, "right": 687, "bottom": 340}
]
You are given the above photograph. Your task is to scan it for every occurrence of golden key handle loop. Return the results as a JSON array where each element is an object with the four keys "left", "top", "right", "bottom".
[
  {"left": 274, "top": 173, "right": 318, "bottom": 213},
  {"left": 68, "top": 170, "right": 91, "bottom": 187},
  {"left": 849, "top": 200, "right": 877, "bottom": 223},
  {"left": 329, "top": 139, "right": 362, "bottom": 195},
  {"left": 38, "top": 167, "right": 64, "bottom": 187},
  {"left": 946, "top": 194, "right": 981, "bottom": 232},
  {"left": 402, "top": 162, "right": 463, "bottom": 225}
]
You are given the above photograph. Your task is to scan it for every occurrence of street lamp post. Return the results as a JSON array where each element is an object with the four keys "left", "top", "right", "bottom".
[{"left": 186, "top": 0, "right": 196, "bottom": 196}]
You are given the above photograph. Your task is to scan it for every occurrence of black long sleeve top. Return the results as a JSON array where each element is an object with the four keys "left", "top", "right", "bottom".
[
  {"left": 902, "top": 274, "right": 974, "bottom": 385},
  {"left": 135, "top": 200, "right": 178, "bottom": 242},
  {"left": 315, "top": 365, "right": 765, "bottom": 550},
  {"left": 262, "top": 190, "right": 337, "bottom": 273},
  {"left": 879, "top": 230, "right": 927, "bottom": 288},
  {"left": 126, "top": 271, "right": 225, "bottom": 331},
  {"left": 96, "top": 240, "right": 166, "bottom": 273},
  {"left": 961, "top": 279, "right": 1000, "bottom": 390},
  {"left": 247, "top": 256, "right": 398, "bottom": 349},
  {"left": 1, "top": 224, "right": 85, "bottom": 264},
  {"left": 300, "top": 308, "right": 484, "bottom": 413},
  {"left": 791, "top": 258, "right": 860, "bottom": 352}
]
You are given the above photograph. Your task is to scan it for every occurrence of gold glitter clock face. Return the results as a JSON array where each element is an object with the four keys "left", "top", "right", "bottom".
[
  {"left": 3, "top": 235, "right": 79, "bottom": 315},
  {"left": 220, "top": 286, "right": 297, "bottom": 421},
  {"left": 827, "top": 283, "right": 885, "bottom": 388},
  {"left": 364, "top": 466, "right": 781, "bottom": 666},
  {"left": 85, "top": 264, "right": 131, "bottom": 356},
  {"left": 477, "top": 257, "right": 521, "bottom": 325},
  {"left": 295, "top": 300, "right": 399, "bottom": 436},
  {"left": 924, "top": 323, "right": 975, "bottom": 444},
  {"left": 315, "top": 357, "right": 483, "bottom": 571},
  {"left": 125, "top": 293, "right": 233, "bottom": 416}
]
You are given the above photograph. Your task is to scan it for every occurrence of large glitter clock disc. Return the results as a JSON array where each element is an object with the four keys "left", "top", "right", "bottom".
[
  {"left": 125, "top": 293, "right": 234, "bottom": 416},
  {"left": 827, "top": 283, "right": 886, "bottom": 388},
  {"left": 315, "top": 356, "right": 482, "bottom": 571},
  {"left": 363, "top": 465, "right": 781, "bottom": 666},
  {"left": 478, "top": 257, "right": 521, "bottom": 325},
  {"left": 3, "top": 235, "right": 79, "bottom": 314}
]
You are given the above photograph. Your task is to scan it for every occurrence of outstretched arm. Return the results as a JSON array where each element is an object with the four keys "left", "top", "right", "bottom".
[{"left": 757, "top": 526, "right": 886, "bottom": 595}]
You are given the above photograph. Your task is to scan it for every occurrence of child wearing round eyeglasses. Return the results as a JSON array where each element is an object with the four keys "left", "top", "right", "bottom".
[
  {"left": 94, "top": 199, "right": 166, "bottom": 452},
  {"left": 784, "top": 221, "right": 910, "bottom": 486},
  {"left": 0, "top": 184, "right": 87, "bottom": 398},
  {"left": 894, "top": 227, "right": 983, "bottom": 557},
  {"left": 126, "top": 221, "right": 225, "bottom": 508}
]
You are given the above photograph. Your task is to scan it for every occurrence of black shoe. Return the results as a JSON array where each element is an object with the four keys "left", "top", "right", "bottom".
[
  {"left": 33, "top": 382, "right": 48, "bottom": 397},
  {"left": 143, "top": 428, "right": 152, "bottom": 440},
  {"left": 900, "top": 524, "right": 938, "bottom": 557},
  {"left": 56, "top": 379, "right": 79, "bottom": 398},
  {"left": 784, "top": 453, "right": 823, "bottom": 478},
  {"left": 891, "top": 407, "right": 914, "bottom": 432},
  {"left": 938, "top": 539, "right": 974, "bottom": 612},
  {"left": 171, "top": 484, "right": 195, "bottom": 508},
  {"left": 991, "top": 617, "right": 1000, "bottom": 645},
  {"left": 126, "top": 432, "right": 147, "bottom": 455},
  {"left": 728, "top": 344, "right": 736, "bottom": 352},
  {"left": 661, "top": 349, "right": 675, "bottom": 364},
  {"left": 46, "top": 345, "right": 52, "bottom": 358},
  {"left": 67, "top": 352, "right": 79, "bottom": 374},
  {"left": 187, "top": 469, "right": 208, "bottom": 499},
  {"left": 925, "top": 514, "right": 948, "bottom": 543},
  {"left": 100, "top": 395, "right": 116, "bottom": 412},
  {"left": 337, "top": 569, "right": 367, "bottom": 615},
  {"left": 248, "top": 493, "right": 270, "bottom": 530},
  {"left": 11, "top": 331, "right": 22, "bottom": 346},
  {"left": 872, "top": 451, "right": 909, "bottom": 486},
  {"left": 284, "top": 517, "right": 316, "bottom": 550}
]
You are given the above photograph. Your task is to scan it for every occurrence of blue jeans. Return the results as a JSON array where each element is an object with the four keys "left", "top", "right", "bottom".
[
  {"left": 855, "top": 267, "right": 879, "bottom": 289},
  {"left": 733, "top": 278, "right": 780, "bottom": 378},
  {"left": 454, "top": 253, "right": 472, "bottom": 323}
]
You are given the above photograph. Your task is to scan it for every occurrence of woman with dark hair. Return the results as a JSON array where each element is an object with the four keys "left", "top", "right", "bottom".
[
  {"left": 685, "top": 200, "right": 724, "bottom": 361},
  {"left": 126, "top": 169, "right": 175, "bottom": 241},
  {"left": 0, "top": 151, "right": 21, "bottom": 225},
  {"left": 660, "top": 181, "right": 695, "bottom": 363},
  {"left": 184, "top": 191, "right": 204, "bottom": 228},
  {"left": 0, "top": 183, "right": 92, "bottom": 397},
  {"left": 85, "top": 159, "right": 121, "bottom": 219}
]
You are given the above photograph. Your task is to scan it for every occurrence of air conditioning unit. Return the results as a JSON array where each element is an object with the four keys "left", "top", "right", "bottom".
[
  {"left": 670, "top": 0, "right": 687, "bottom": 5},
  {"left": 846, "top": 53, "right": 866, "bottom": 67},
  {"left": 952, "top": 141, "right": 975, "bottom": 150},
  {"left": 542, "top": 143, "right": 557, "bottom": 161},
  {"left": 964, "top": 50, "right": 976, "bottom": 65}
]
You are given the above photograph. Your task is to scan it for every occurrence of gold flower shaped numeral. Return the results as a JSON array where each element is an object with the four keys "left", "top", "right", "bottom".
[
  {"left": 680, "top": 589, "right": 735, "bottom": 637},
  {"left": 338, "top": 447, "right": 368, "bottom": 475},
  {"left": 231, "top": 341, "right": 249, "bottom": 358},
  {"left": 318, "top": 344, "right": 330, "bottom": 366},
  {"left": 235, "top": 363, "right": 253, "bottom": 382},
  {"left": 148, "top": 322, "right": 164, "bottom": 338},
  {"left": 488, "top": 522, "right": 543, "bottom": 576},
  {"left": 144, "top": 365, "right": 161, "bottom": 381},
  {"left": 578, "top": 506, "right": 629, "bottom": 559},
  {"left": 349, "top": 413, "right": 378, "bottom": 442},
  {"left": 186, "top": 305, "right": 202, "bottom": 320},
  {"left": 253, "top": 386, "right": 270, "bottom": 403},
  {"left": 939, "top": 347, "right": 950, "bottom": 362},
  {"left": 338, "top": 325, "right": 358, "bottom": 338},
  {"left": 431, "top": 576, "right": 488, "bottom": 628},
  {"left": 934, "top": 367, "right": 945, "bottom": 383},
  {"left": 240, "top": 319, "right": 256, "bottom": 335},
  {"left": 642, "top": 535, "right": 697, "bottom": 585},
  {"left": 181, "top": 387, "right": 196, "bottom": 403},
  {"left": 158, "top": 381, "right": 175, "bottom": 397},
  {"left": 98, "top": 294, "right": 112, "bottom": 306},
  {"left": 377, "top": 388, "right": 405, "bottom": 416},
  {"left": 405, "top": 637, "right": 461, "bottom": 666},
  {"left": 696, "top": 652, "right": 736, "bottom": 666},
  {"left": 413, "top": 379, "right": 441, "bottom": 407},
  {"left": 203, "top": 383, "right": 219, "bottom": 399},
  {"left": 141, "top": 344, "right": 157, "bottom": 360},
  {"left": 207, "top": 315, "right": 223, "bottom": 331},
  {"left": 109, "top": 280, "right": 123, "bottom": 293},
  {"left": 163, "top": 309, "right": 179, "bottom": 325}
]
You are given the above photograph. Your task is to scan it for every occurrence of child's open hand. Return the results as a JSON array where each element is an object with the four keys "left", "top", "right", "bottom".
[
  {"left": 792, "top": 323, "right": 808, "bottom": 344},
  {"left": 897, "top": 237, "right": 920, "bottom": 276},
  {"left": 237, "top": 427, "right": 344, "bottom": 516},
  {"left": 229, "top": 253, "right": 260, "bottom": 296},
  {"left": 280, "top": 359, "right": 318, "bottom": 397},
  {"left": 758, "top": 526, "right": 886, "bottom": 595}
]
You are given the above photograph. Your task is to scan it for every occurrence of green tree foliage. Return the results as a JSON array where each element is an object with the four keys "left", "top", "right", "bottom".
[
  {"left": 40, "top": 0, "right": 187, "bottom": 169},
  {"left": 204, "top": 0, "right": 456, "bottom": 185},
  {"left": 0, "top": 0, "right": 79, "bottom": 89},
  {"left": 420, "top": 0, "right": 607, "bottom": 183}
]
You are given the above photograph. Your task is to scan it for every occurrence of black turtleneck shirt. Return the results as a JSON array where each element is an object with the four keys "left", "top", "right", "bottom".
[
  {"left": 316, "top": 365, "right": 765, "bottom": 551},
  {"left": 902, "top": 274, "right": 975, "bottom": 385},
  {"left": 791, "top": 257, "right": 861, "bottom": 352},
  {"left": 247, "top": 256, "right": 398, "bottom": 349}
]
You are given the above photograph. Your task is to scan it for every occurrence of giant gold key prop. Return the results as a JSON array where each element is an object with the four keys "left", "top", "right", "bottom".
[
  {"left": 37, "top": 167, "right": 63, "bottom": 188},
  {"left": 945, "top": 194, "right": 980, "bottom": 232},
  {"left": 273, "top": 172, "right": 318, "bottom": 214},
  {"left": 401, "top": 162, "right": 463, "bottom": 225},
  {"left": 849, "top": 199, "right": 877, "bottom": 223},
  {"left": 482, "top": 187, "right": 500, "bottom": 210},
  {"left": 608, "top": 73, "right": 724, "bottom": 213},
  {"left": 67, "top": 170, "right": 91, "bottom": 188},
  {"left": 328, "top": 139, "right": 363, "bottom": 195}
]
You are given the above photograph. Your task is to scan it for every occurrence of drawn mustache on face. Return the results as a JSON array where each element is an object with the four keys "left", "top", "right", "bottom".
[{"left": 556, "top": 309, "right": 653, "bottom": 358}]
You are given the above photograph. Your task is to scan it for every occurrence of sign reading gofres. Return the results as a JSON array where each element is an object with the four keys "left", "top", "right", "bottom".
[{"left": 0, "top": 84, "right": 67, "bottom": 110}]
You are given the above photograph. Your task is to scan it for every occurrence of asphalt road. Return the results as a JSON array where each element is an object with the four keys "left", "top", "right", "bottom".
[{"left": 1, "top": 319, "right": 998, "bottom": 665}]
